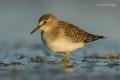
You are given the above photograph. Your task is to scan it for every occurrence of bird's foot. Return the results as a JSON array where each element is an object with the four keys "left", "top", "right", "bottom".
[{"left": 57, "top": 58, "right": 71, "bottom": 65}]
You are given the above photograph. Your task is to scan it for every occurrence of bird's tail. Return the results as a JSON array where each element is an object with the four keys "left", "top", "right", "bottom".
[{"left": 86, "top": 34, "right": 105, "bottom": 42}]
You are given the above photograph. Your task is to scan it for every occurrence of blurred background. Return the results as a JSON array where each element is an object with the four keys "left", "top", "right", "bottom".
[
  {"left": 0, "top": 0, "right": 120, "bottom": 53},
  {"left": 0, "top": 0, "right": 120, "bottom": 80}
]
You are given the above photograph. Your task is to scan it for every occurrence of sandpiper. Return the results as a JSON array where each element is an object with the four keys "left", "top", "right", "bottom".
[{"left": 31, "top": 14, "right": 105, "bottom": 64}]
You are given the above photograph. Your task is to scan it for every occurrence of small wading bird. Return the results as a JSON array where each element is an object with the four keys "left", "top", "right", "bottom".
[{"left": 31, "top": 14, "right": 105, "bottom": 64}]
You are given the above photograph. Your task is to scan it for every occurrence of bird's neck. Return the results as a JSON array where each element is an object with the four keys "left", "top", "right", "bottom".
[{"left": 42, "top": 25, "right": 60, "bottom": 41}]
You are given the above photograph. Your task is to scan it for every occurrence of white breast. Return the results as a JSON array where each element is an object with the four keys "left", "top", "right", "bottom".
[{"left": 44, "top": 38, "right": 85, "bottom": 53}]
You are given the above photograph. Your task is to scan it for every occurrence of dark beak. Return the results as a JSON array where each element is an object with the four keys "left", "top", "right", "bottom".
[{"left": 30, "top": 25, "right": 39, "bottom": 34}]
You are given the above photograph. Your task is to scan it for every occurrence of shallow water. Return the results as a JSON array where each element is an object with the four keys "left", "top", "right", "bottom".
[
  {"left": 0, "top": 56, "right": 120, "bottom": 80},
  {"left": 0, "top": 42, "right": 120, "bottom": 80},
  {"left": 0, "top": 0, "right": 120, "bottom": 80}
]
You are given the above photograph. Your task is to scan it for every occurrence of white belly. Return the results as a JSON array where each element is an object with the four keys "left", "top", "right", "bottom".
[{"left": 44, "top": 38, "right": 85, "bottom": 53}]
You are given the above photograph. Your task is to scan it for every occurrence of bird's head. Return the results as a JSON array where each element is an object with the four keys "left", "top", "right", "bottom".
[{"left": 31, "top": 14, "right": 58, "bottom": 34}]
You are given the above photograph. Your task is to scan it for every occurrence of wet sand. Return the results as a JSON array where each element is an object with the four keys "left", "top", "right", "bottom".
[{"left": 0, "top": 42, "right": 120, "bottom": 80}]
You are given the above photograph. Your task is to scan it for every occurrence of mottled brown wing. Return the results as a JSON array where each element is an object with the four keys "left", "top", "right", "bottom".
[
  {"left": 59, "top": 21, "right": 105, "bottom": 43},
  {"left": 65, "top": 26, "right": 89, "bottom": 43}
]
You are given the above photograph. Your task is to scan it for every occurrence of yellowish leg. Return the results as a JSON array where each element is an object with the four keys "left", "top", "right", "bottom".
[
  {"left": 57, "top": 53, "right": 70, "bottom": 64},
  {"left": 60, "top": 53, "right": 70, "bottom": 64},
  {"left": 64, "top": 53, "right": 69, "bottom": 63}
]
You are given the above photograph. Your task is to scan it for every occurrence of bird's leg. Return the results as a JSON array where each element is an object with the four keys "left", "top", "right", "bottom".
[
  {"left": 64, "top": 53, "right": 69, "bottom": 62},
  {"left": 62, "top": 53, "right": 70, "bottom": 64},
  {"left": 57, "top": 53, "right": 71, "bottom": 64}
]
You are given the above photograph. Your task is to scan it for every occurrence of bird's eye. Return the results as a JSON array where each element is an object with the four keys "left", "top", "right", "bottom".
[{"left": 44, "top": 21, "right": 47, "bottom": 24}]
